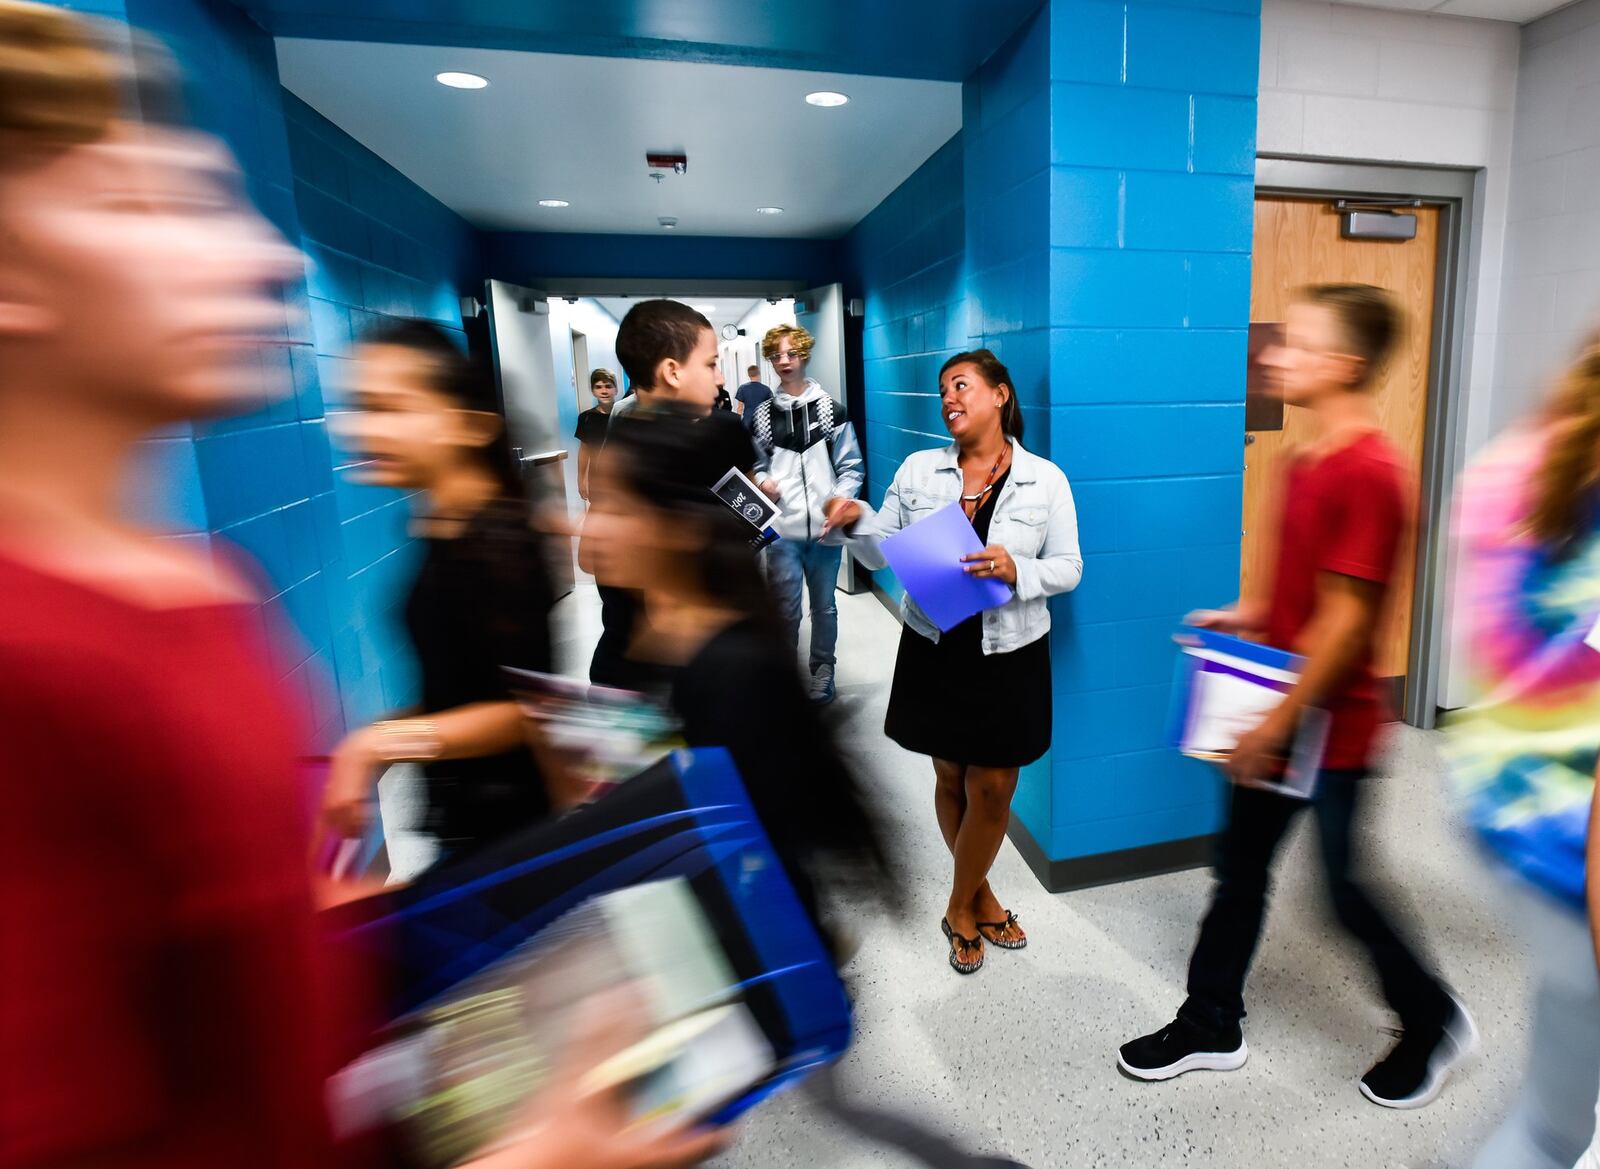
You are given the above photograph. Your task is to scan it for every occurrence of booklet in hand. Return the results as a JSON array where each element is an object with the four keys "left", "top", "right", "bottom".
[
  {"left": 879, "top": 501, "right": 1014, "bottom": 632},
  {"left": 711, "top": 467, "right": 781, "bottom": 550}
]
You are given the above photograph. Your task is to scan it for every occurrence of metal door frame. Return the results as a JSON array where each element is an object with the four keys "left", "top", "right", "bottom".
[{"left": 1254, "top": 157, "right": 1478, "bottom": 729}]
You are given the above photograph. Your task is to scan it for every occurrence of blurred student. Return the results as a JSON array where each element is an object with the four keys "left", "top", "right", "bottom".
[
  {"left": 0, "top": 7, "right": 723, "bottom": 1169},
  {"left": 1118, "top": 286, "right": 1472, "bottom": 1109},
  {"left": 735, "top": 362, "right": 772, "bottom": 427},
  {"left": 1445, "top": 329, "right": 1600, "bottom": 1168},
  {"left": 827, "top": 350, "right": 1080, "bottom": 973},
  {"left": 1587, "top": 796, "right": 1600, "bottom": 1169},
  {"left": 586, "top": 300, "right": 750, "bottom": 694},
  {"left": 321, "top": 319, "right": 569, "bottom": 858},
  {"left": 750, "top": 324, "right": 863, "bottom": 705},
  {"left": 575, "top": 367, "right": 617, "bottom": 501},
  {"left": 713, "top": 365, "right": 733, "bottom": 413},
  {"left": 585, "top": 406, "right": 896, "bottom": 944}
]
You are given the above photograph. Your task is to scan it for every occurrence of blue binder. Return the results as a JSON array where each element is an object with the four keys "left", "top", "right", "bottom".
[{"left": 323, "top": 747, "right": 851, "bottom": 1121}]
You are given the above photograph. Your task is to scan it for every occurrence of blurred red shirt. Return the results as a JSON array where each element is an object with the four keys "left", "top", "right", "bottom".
[
  {"left": 1265, "top": 430, "right": 1411, "bottom": 771},
  {"left": 0, "top": 551, "right": 348, "bottom": 1169}
]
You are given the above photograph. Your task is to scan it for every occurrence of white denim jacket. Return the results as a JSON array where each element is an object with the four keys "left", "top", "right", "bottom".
[{"left": 844, "top": 439, "right": 1083, "bottom": 654}]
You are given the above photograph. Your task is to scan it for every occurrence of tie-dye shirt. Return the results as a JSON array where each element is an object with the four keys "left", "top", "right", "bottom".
[{"left": 1444, "top": 428, "right": 1600, "bottom": 910}]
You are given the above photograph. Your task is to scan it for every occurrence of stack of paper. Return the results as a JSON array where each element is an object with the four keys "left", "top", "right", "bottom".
[
  {"left": 505, "top": 667, "right": 683, "bottom": 800},
  {"left": 1170, "top": 630, "right": 1329, "bottom": 799}
]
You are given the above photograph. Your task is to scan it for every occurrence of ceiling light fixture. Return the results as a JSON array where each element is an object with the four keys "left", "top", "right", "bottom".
[
  {"left": 435, "top": 71, "right": 489, "bottom": 89},
  {"left": 805, "top": 90, "right": 849, "bottom": 107},
  {"left": 537, "top": 199, "right": 569, "bottom": 208},
  {"left": 658, "top": 216, "right": 678, "bottom": 230},
  {"left": 691, "top": 303, "right": 717, "bottom": 313},
  {"left": 756, "top": 206, "right": 785, "bottom": 216}
]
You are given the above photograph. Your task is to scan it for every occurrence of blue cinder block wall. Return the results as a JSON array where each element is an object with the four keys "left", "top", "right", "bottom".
[
  {"left": 98, "top": 0, "right": 489, "bottom": 744},
  {"left": 846, "top": 0, "right": 1259, "bottom": 883},
  {"left": 117, "top": 0, "right": 348, "bottom": 745},
  {"left": 1043, "top": 0, "right": 1256, "bottom": 870},
  {"left": 284, "top": 92, "right": 487, "bottom": 727}
]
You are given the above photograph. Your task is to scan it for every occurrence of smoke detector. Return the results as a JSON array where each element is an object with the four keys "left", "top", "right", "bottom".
[{"left": 647, "top": 151, "right": 688, "bottom": 175}]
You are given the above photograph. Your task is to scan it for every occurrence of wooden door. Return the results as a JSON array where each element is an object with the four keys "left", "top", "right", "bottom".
[{"left": 1244, "top": 196, "right": 1440, "bottom": 683}]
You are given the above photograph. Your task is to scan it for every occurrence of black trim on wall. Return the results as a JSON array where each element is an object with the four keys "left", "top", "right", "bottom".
[{"left": 1007, "top": 815, "right": 1215, "bottom": 893}]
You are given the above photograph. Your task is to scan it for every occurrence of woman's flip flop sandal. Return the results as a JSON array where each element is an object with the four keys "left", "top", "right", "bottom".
[
  {"left": 941, "top": 917, "right": 985, "bottom": 974},
  {"left": 976, "top": 911, "right": 1027, "bottom": 950}
]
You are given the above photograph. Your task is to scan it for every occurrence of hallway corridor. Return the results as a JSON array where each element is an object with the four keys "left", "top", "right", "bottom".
[{"left": 480, "top": 586, "right": 1535, "bottom": 1167}]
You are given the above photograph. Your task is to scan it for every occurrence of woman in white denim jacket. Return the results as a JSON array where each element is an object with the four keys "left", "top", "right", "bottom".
[{"left": 825, "top": 350, "right": 1082, "bottom": 974}]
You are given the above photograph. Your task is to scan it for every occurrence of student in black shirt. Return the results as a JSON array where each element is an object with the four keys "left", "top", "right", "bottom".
[
  {"left": 322, "top": 319, "right": 568, "bottom": 858},
  {"left": 584, "top": 408, "right": 897, "bottom": 941},
  {"left": 583, "top": 299, "right": 726, "bottom": 691},
  {"left": 574, "top": 367, "right": 617, "bottom": 501}
]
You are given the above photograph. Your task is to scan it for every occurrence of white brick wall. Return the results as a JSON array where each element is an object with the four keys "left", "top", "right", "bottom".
[
  {"left": 1258, "top": 1, "right": 1521, "bottom": 709},
  {"left": 1495, "top": 0, "right": 1600, "bottom": 437}
]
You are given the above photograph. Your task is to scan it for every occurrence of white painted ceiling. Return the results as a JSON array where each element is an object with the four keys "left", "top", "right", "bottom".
[
  {"left": 276, "top": 40, "right": 963, "bottom": 237},
  {"left": 593, "top": 296, "right": 765, "bottom": 331},
  {"left": 1331, "top": 0, "right": 1571, "bottom": 22}
]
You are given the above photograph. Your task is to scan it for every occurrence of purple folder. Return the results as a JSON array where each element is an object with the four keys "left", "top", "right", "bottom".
[{"left": 879, "top": 502, "right": 1014, "bottom": 632}]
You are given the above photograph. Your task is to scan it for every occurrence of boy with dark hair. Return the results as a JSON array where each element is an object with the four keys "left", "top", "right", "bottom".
[
  {"left": 608, "top": 299, "right": 719, "bottom": 424},
  {"left": 588, "top": 300, "right": 743, "bottom": 689},
  {"left": 575, "top": 367, "right": 616, "bottom": 501},
  {"left": 1118, "top": 284, "right": 1474, "bottom": 1110}
]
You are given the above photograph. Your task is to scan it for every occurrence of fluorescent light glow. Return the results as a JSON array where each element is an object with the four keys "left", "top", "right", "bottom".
[
  {"left": 691, "top": 304, "right": 717, "bottom": 313},
  {"left": 537, "top": 199, "right": 570, "bottom": 208},
  {"left": 756, "top": 206, "right": 785, "bottom": 216},
  {"left": 435, "top": 71, "right": 488, "bottom": 89},
  {"left": 805, "top": 90, "right": 849, "bottom": 107}
]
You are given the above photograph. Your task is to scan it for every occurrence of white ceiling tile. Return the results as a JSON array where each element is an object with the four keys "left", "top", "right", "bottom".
[{"left": 276, "top": 40, "right": 961, "bottom": 238}]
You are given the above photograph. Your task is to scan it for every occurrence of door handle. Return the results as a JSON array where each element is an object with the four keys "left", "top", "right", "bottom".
[{"left": 1244, "top": 434, "right": 1257, "bottom": 446}]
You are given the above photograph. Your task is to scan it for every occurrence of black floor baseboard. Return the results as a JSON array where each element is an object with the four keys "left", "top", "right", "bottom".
[{"left": 1008, "top": 815, "right": 1215, "bottom": 893}]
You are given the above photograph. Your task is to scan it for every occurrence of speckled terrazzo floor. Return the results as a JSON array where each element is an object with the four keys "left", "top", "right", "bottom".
[{"left": 385, "top": 582, "right": 1540, "bottom": 1169}]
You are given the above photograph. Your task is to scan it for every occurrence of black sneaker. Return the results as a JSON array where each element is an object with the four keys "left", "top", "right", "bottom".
[
  {"left": 1118, "top": 1016, "right": 1248, "bottom": 1081},
  {"left": 1360, "top": 995, "right": 1479, "bottom": 1110}
]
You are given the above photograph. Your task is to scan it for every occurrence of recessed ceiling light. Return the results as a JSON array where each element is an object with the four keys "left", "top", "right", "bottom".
[
  {"left": 537, "top": 199, "right": 569, "bottom": 208},
  {"left": 658, "top": 216, "right": 678, "bottom": 230},
  {"left": 756, "top": 206, "right": 785, "bottom": 216},
  {"left": 691, "top": 303, "right": 717, "bottom": 313},
  {"left": 436, "top": 71, "right": 488, "bottom": 89},
  {"left": 805, "top": 90, "right": 849, "bottom": 107}
]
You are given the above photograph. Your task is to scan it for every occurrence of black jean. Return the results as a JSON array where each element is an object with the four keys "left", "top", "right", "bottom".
[{"left": 1179, "top": 770, "right": 1452, "bottom": 1036}]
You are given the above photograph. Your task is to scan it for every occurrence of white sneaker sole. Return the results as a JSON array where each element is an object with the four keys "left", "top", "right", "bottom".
[
  {"left": 1118, "top": 1040, "right": 1249, "bottom": 1082},
  {"left": 1360, "top": 998, "right": 1480, "bottom": 1111}
]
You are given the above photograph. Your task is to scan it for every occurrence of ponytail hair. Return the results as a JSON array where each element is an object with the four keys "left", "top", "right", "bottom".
[
  {"left": 1527, "top": 329, "right": 1600, "bottom": 554},
  {"left": 940, "top": 349, "right": 1024, "bottom": 443}
]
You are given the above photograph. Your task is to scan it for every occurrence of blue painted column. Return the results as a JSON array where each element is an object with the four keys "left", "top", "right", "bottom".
[{"left": 1001, "top": 0, "right": 1261, "bottom": 884}]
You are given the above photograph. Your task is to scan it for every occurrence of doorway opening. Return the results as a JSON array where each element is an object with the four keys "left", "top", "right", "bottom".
[{"left": 1249, "top": 159, "right": 1476, "bottom": 729}]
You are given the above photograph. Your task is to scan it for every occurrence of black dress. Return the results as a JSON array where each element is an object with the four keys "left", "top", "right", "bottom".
[
  {"left": 883, "top": 469, "right": 1052, "bottom": 768},
  {"left": 405, "top": 497, "right": 556, "bottom": 851}
]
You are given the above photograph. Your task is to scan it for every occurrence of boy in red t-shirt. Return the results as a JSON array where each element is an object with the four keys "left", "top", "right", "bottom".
[{"left": 1118, "top": 285, "right": 1474, "bottom": 1109}]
